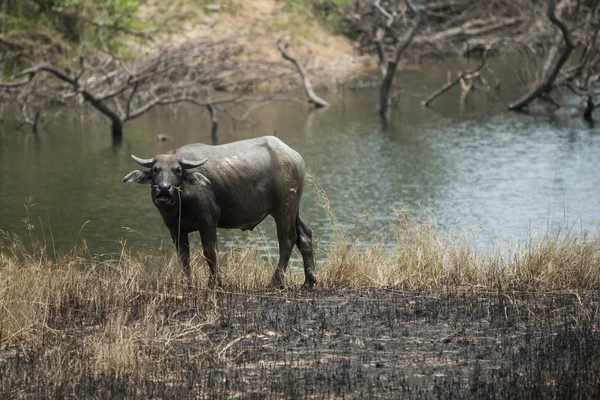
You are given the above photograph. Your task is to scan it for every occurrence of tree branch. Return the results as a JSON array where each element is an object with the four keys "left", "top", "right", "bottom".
[
  {"left": 0, "top": 73, "right": 35, "bottom": 88},
  {"left": 374, "top": 0, "right": 394, "bottom": 25},
  {"left": 278, "top": 39, "right": 330, "bottom": 108},
  {"left": 422, "top": 47, "right": 489, "bottom": 107}
]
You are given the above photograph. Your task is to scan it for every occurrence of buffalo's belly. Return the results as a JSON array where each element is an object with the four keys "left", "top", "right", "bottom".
[
  {"left": 216, "top": 207, "right": 270, "bottom": 230},
  {"left": 218, "top": 214, "right": 269, "bottom": 231}
]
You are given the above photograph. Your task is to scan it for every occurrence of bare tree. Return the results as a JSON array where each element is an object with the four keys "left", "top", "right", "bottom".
[
  {"left": 508, "top": 0, "right": 575, "bottom": 111},
  {"left": 374, "top": 0, "right": 427, "bottom": 115},
  {"left": 345, "top": 0, "right": 528, "bottom": 63},
  {"left": 1, "top": 40, "right": 295, "bottom": 141},
  {"left": 508, "top": 0, "right": 600, "bottom": 121}
]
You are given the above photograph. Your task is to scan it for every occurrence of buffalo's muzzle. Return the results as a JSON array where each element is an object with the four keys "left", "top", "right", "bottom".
[{"left": 154, "top": 182, "right": 175, "bottom": 204}]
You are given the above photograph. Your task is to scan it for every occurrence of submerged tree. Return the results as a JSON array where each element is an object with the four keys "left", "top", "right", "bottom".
[
  {"left": 373, "top": 0, "right": 427, "bottom": 115},
  {"left": 0, "top": 39, "right": 297, "bottom": 142},
  {"left": 509, "top": 0, "right": 600, "bottom": 122}
]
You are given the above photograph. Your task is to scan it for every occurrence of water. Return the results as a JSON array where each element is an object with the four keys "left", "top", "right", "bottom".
[{"left": 1, "top": 58, "right": 599, "bottom": 256}]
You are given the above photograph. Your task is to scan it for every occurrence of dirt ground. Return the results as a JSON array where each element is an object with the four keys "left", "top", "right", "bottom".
[
  {"left": 140, "top": 0, "right": 367, "bottom": 87},
  {"left": 1, "top": 288, "right": 599, "bottom": 399}
]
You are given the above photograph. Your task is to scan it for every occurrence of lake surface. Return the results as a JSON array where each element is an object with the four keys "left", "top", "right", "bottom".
[{"left": 1, "top": 58, "right": 599, "bottom": 257}]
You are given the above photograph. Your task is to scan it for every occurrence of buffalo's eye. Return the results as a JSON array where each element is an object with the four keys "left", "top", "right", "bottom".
[
  {"left": 175, "top": 166, "right": 182, "bottom": 174},
  {"left": 152, "top": 166, "right": 158, "bottom": 173}
]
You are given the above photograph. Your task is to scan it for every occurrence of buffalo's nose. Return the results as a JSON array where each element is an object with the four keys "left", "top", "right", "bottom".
[{"left": 158, "top": 182, "right": 171, "bottom": 191}]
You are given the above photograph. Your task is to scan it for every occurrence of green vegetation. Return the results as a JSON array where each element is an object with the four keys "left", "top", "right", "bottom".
[
  {"left": 284, "top": 0, "right": 353, "bottom": 35},
  {"left": 1, "top": 0, "right": 142, "bottom": 41},
  {"left": 0, "top": 0, "right": 143, "bottom": 70},
  {"left": 0, "top": 0, "right": 351, "bottom": 72}
]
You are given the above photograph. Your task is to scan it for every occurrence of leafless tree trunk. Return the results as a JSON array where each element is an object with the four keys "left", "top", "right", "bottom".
[
  {"left": 376, "top": 0, "right": 427, "bottom": 115},
  {"left": 508, "top": 0, "right": 574, "bottom": 111},
  {"left": 207, "top": 104, "right": 218, "bottom": 144}
]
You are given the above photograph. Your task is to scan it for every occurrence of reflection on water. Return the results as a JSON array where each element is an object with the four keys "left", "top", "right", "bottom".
[{"left": 1, "top": 58, "right": 599, "bottom": 257}]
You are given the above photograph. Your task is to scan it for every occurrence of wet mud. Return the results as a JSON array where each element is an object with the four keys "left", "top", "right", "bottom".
[{"left": 1, "top": 289, "right": 599, "bottom": 399}]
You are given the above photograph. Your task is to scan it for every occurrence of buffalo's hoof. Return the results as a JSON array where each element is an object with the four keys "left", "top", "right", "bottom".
[
  {"left": 266, "top": 278, "right": 285, "bottom": 290},
  {"left": 301, "top": 272, "right": 317, "bottom": 291},
  {"left": 208, "top": 275, "right": 223, "bottom": 289},
  {"left": 301, "top": 280, "right": 316, "bottom": 291}
]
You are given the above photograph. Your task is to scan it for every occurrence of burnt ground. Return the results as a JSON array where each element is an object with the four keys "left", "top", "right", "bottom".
[{"left": 1, "top": 289, "right": 600, "bottom": 399}]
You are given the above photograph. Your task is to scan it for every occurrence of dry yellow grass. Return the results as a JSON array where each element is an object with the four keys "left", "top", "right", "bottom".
[{"left": 1, "top": 201, "right": 599, "bottom": 378}]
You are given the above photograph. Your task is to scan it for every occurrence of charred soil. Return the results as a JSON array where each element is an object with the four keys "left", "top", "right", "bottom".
[{"left": 1, "top": 288, "right": 599, "bottom": 399}]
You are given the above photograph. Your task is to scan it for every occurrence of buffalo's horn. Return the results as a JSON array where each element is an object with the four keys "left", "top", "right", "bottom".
[
  {"left": 131, "top": 155, "right": 155, "bottom": 168},
  {"left": 181, "top": 158, "right": 208, "bottom": 169}
]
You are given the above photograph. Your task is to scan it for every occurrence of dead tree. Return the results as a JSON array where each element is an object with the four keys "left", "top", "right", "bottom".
[
  {"left": 508, "top": 0, "right": 575, "bottom": 111},
  {"left": 505, "top": 0, "right": 600, "bottom": 122},
  {"left": 345, "top": 1, "right": 527, "bottom": 65},
  {"left": 565, "top": 1, "right": 600, "bottom": 122},
  {"left": 277, "top": 39, "right": 330, "bottom": 108},
  {"left": 12, "top": 63, "right": 198, "bottom": 140},
  {"left": 1, "top": 40, "right": 292, "bottom": 140},
  {"left": 375, "top": 0, "right": 427, "bottom": 115}
]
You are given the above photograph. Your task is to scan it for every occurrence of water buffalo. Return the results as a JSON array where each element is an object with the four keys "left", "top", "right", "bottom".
[{"left": 123, "top": 136, "right": 317, "bottom": 289}]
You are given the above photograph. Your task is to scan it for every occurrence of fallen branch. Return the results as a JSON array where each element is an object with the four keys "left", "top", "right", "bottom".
[
  {"left": 422, "top": 49, "right": 488, "bottom": 107},
  {"left": 15, "top": 64, "right": 126, "bottom": 137},
  {"left": 414, "top": 17, "right": 521, "bottom": 43},
  {"left": 277, "top": 39, "right": 330, "bottom": 108},
  {"left": 2, "top": 39, "right": 302, "bottom": 141}
]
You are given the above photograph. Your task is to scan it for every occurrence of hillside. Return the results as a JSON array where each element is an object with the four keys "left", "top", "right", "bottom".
[{"left": 138, "top": 0, "right": 364, "bottom": 85}]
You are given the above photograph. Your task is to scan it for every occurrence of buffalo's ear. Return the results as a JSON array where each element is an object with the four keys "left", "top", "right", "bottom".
[
  {"left": 187, "top": 171, "right": 211, "bottom": 186},
  {"left": 123, "top": 170, "right": 152, "bottom": 184}
]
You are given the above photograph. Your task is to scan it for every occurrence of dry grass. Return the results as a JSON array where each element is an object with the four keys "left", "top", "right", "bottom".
[
  {"left": 317, "top": 209, "right": 600, "bottom": 291},
  {"left": 1, "top": 205, "right": 599, "bottom": 379}
]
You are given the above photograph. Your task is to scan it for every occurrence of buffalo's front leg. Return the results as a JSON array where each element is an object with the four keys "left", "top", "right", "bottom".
[
  {"left": 171, "top": 231, "right": 191, "bottom": 282},
  {"left": 200, "top": 228, "right": 222, "bottom": 288}
]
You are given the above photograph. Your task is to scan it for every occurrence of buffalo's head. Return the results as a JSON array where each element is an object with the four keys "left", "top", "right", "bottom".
[{"left": 123, "top": 154, "right": 210, "bottom": 206}]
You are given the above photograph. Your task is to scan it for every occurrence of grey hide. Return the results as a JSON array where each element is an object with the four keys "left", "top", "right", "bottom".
[{"left": 123, "top": 136, "right": 317, "bottom": 289}]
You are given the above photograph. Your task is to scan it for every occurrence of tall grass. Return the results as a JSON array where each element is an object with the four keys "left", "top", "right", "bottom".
[
  {"left": 317, "top": 207, "right": 600, "bottom": 291},
  {"left": 1, "top": 201, "right": 599, "bottom": 375}
]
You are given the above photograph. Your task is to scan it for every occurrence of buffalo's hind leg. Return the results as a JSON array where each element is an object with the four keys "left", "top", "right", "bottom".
[
  {"left": 296, "top": 215, "right": 317, "bottom": 289},
  {"left": 268, "top": 215, "right": 297, "bottom": 289}
]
